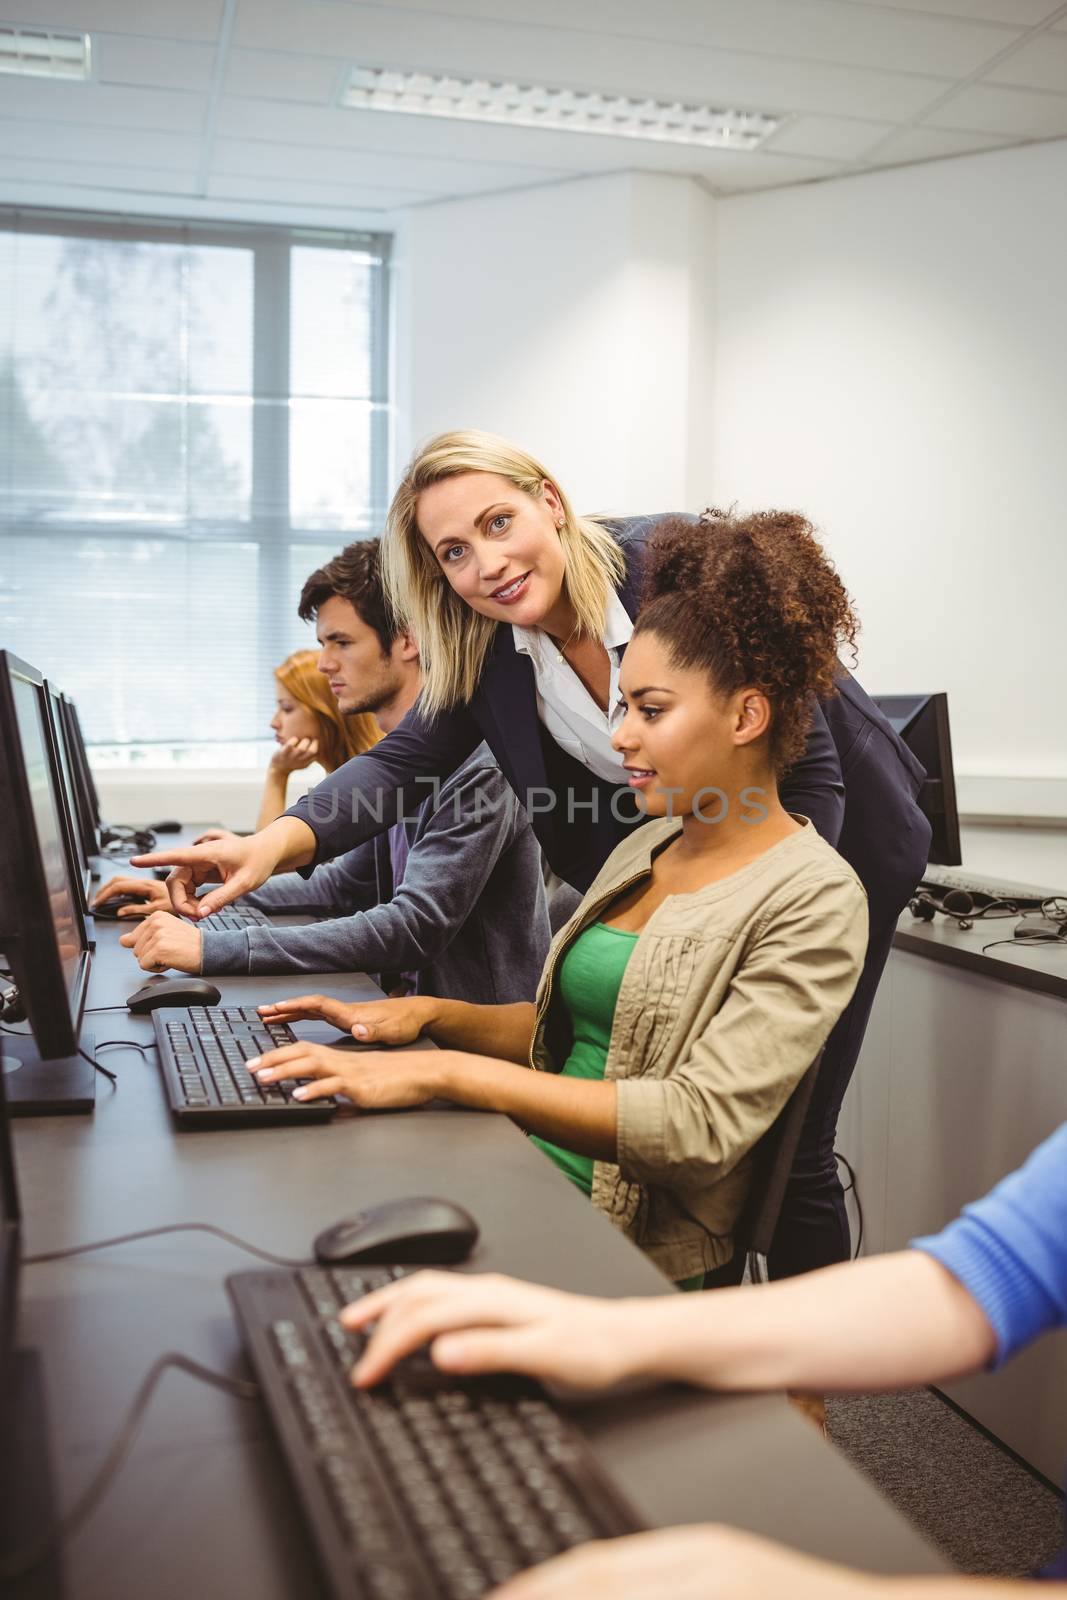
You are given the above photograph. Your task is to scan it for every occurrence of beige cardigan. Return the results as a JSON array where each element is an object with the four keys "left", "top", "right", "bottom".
[{"left": 529, "top": 817, "right": 868, "bottom": 1281}]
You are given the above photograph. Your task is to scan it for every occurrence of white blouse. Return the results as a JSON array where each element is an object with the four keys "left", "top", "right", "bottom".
[{"left": 511, "top": 589, "right": 633, "bottom": 784}]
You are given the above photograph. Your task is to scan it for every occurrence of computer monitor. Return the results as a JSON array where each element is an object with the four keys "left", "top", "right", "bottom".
[
  {"left": 41, "top": 681, "right": 93, "bottom": 920},
  {"left": 0, "top": 652, "right": 95, "bottom": 1114},
  {"left": 58, "top": 693, "right": 101, "bottom": 861},
  {"left": 872, "top": 692, "right": 961, "bottom": 866},
  {"left": 0, "top": 1065, "right": 19, "bottom": 1420}
]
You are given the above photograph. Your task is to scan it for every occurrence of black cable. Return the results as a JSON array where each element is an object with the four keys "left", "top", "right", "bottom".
[
  {"left": 0, "top": 1352, "right": 260, "bottom": 1584},
  {"left": 77, "top": 1045, "right": 118, "bottom": 1085},
  {"left": 835, "top": 1149, "right": 865, "bottom": 1258},
  {"left": 96, "top": 1039, "right": 154, "bottom": 1058},
  {"left": 24, "top": 1219, "right": 311, "bottom": 1268}
]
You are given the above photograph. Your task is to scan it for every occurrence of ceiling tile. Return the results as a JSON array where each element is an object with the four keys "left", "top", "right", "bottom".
[
  {"left": 837, "top": 0, "right": 1063, "bottom": 23},
  {"left": 981, "top": 31, "right": 1067, "bottom": 91},
  {"left": 926, "top": 82, "right": 1067, "bottom": 135},
  {"left": 0, "top": 78, "right": 207, "bottom": 135},
  {"left": 224, "top": 46, "right": 345, "bottom": 103},
  {"left": 206, "top": 172, "right": 433, "bottom": 209},
  {"left": 764, "top": 115, "right": 894, "bottom": 160},
  {"left": 0, "top": 116, "right": 203, "bottom": 170},
  {"left": 679, "top": 149, "right": 841, "bottom": 195},
  {"left": 95, "top": 35, "right": 217, "bottom": 93},
  {"left": 3, "top": 0, "right": 224, "bottom": 43},
  {"left": 212, "top": 135, "right": 568, "bottom": 194},
  {"left": 0, "top": 155, "right": 198, "bottom": 195},
  {"left": 342, "top": 0, "right": 1022, "bottom": 78},
  {"left": 869, "top": 125, "right": 1016, "bottom": 162},
  {"left": 233, "top": 0, "right": 949, "bottom": 121}
]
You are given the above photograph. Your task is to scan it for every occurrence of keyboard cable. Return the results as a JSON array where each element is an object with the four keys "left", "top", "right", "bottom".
[{"left": 0, "top": 1352, "right": 261, "bottom": 1584}]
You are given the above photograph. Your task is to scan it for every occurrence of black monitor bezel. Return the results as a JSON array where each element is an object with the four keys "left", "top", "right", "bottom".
[
  {"left": 58, "top": 693, "right": 101, "bottom": 860},
  {"left": 873, "top": 691, "right": 962, "bottom": 867},
  {"left": 41, "top": 680, "right": 93, "bottom": 916},
  {"left": 0, "top": 1063, "right": 21, "bottom": 1409},
  {"left": 0, "top": 653, "right": 91, "bottom": 1060}
]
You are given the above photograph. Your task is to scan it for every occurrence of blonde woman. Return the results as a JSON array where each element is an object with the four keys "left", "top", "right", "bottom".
[{"left": 140, "top": 433, "right": 930, "bottom": 1279}]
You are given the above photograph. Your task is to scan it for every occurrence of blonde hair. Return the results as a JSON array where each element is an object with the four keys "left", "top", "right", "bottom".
[
  {"left": 274, "top": 650, "right": 381, "bottom": 773},
  {"left": 382, "top": 429, "right": 626, "bottom": 715}
]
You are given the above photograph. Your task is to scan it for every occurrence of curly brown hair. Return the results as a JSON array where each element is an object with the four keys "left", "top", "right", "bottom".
[
  {"left": 298, "top": 538, "right": 398, "bottom": 657},
  {"left": 636, "top": 510, "right": 859, "bottom": 773}
]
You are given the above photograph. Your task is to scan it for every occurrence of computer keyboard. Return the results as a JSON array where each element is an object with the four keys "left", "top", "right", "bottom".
[
  {"left": 228, "top": 1264, "right": 643, "bottom": 1600},
  {"left": 921, "top": 865, "right": 1064, "bottom": 905},
  {"left": 152, "top": 1005, "right": 337, "bottom": 1127},
  {"left": 197, "top": 905, "right": 272, "bottom": 930}
]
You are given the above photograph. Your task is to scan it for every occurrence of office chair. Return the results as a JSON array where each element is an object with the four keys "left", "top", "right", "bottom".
[{"left": 736, "top": 1048, "right": 825, "bottom": 1280}]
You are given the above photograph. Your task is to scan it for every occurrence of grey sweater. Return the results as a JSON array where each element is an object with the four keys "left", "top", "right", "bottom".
[{"left": 198, "top": 746, "right": 550, "bottom": 1005}]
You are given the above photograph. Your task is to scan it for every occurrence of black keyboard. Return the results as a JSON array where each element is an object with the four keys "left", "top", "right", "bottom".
[
  {"left": 152, "top": 1005, "right": 337, "bottom": 1127},
  {"left": 197, "top": 906, "right": 272, "bottom": 930},
  {"left": 228, "top": 1266, "right": 643, "bottom": 1599}
]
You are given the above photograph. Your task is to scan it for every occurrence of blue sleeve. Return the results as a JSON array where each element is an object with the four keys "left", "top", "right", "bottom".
[
  {"left": 779, "top": 701, "right": 845, "bottom": 849},
  {"left": 911, "top": 1121, "right": 1067, "bottom": 1366},
  {"left": 284, "top": 700, "right": 481, "bottom": 870}
]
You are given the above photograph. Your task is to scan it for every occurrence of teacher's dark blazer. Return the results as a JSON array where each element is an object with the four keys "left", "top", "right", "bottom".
[{"left": 289, "top": 516, "right": 931, "bottom": 924}]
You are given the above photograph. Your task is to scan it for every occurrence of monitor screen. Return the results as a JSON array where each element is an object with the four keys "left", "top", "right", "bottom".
[
  {"left": 873, "top": 692, "right": 961, "bottom": 867},
  {"left": 0, "top": 654, "right": 90, "bottom": 1059},
  {"left": 41, "top": 681, "right": 92, "bottom": 914},
  {"left": 59, "top": 694, "right": 100, "bottom": 858}
]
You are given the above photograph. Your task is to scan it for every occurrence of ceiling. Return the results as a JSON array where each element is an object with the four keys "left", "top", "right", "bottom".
[{"left": 2, "top": 0, "right": 1067, "bottom": 221}]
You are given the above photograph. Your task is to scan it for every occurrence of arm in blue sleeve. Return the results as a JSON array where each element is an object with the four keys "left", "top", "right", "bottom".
[
  {"left": 243, "top": 843, "right": 379, "bottom": 914},
  {"left": 911, "top": 1120, "right": 1067, "bottom": 1366},
  {"left": 204, "top": 765, "right": 524, "bottom": 979},
  {"left": 284, "top": 701, "right": 481, "bottom": 869},
  {"left": 778, "top": 700, "right": 845, "bottom": 849}
]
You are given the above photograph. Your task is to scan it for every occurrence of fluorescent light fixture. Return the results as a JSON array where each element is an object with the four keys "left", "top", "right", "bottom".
[
  {"left": 342, "top": 65, "right": 781, "bottom": 150},
  {"left": 0, "top": 23, "right": 91, "bottom": 79}
]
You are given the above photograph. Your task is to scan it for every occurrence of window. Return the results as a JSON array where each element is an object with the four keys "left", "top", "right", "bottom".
[{"left": 0, "top": 209, "right": 390, "bottom": 768}]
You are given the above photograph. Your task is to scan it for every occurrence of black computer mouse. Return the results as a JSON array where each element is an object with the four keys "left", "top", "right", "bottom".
[
  {"left": 313, "top": 1197, "right": 479, "bottom": 1266},
  {"left": 126, "top": 977, "right": 223, "bottom": 1014},
  {"left": 92, "top": 893, "right": 149, "bottom": 920}
]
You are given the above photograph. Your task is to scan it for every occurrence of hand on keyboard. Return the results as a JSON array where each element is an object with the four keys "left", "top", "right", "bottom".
[
  {"left": 341, "top": 1270, "right": 640, "bottom": 1395},
  {"left": 250, "top": 1039, "right": 447, "bottom": 1109},
  {"left": 120, "top": 909, "right": 203, "bottom": 974},
  {"left": 257, "top": 992, "right": 437, "bottom": 1046}
]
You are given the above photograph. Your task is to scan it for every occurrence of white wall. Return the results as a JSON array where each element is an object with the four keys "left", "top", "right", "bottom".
[
  {"left": 712, "top": 140, "right": 1067, "bottom": 818},
  {"left": 396, "top": 169, "right": 716, "bottom": 514}
]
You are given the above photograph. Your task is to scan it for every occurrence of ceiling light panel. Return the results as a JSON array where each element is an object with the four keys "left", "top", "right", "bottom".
[
  {"left": 0, "top": 23, "right": 91, "bottom": 79},
  {"left": 343, "top": 66, "right": 781, "bottom": 151}
]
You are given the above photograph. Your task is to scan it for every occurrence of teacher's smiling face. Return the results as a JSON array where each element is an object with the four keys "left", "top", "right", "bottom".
[{"left": 416, "top": 471, "right": 568, "bottom": 630}]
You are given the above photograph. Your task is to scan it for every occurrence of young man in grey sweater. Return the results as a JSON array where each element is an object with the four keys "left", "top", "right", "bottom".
[{"left": 109, "top": 541, "right": 550, "bottom": 1005}]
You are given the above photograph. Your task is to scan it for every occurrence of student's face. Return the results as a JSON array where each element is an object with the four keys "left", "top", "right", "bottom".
[
  {"left": 269, "top": 686, "right": 319, "bottom": 745},
  {"left": 612, "top": 631, "right": 771, "bottom": 818},
  {"left": 416, "top": 472, "right": 568, "bottom": 629},
  {"left": 315, "top": 594, "right": 405, "bottom": 717}
]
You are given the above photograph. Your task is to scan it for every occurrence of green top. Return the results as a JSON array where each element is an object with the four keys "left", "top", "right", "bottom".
[{"left": 530, "top": 923, "right": 708, "bottom": 1294}]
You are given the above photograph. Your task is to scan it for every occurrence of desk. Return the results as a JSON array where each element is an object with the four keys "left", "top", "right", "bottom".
[
  {"left": 10, "top": 921, "right": 946, "bottom": 1598},
  {"left": 838, "top": 912, "right": 1067, "bottom": 1484}
]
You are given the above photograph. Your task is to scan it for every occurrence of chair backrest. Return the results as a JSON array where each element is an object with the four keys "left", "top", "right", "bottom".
[{"left": 735, "top": 1049, "right": 824, "bottom": 1260}]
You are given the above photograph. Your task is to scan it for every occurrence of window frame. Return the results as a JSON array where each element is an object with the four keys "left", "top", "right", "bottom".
[{"left": 0, "top": 205, "right": 392, "bottom": 761}]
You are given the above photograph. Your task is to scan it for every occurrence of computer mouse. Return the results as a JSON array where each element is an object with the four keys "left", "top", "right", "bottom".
[
  {"left": 126, "top": 977, "right": 223, "bottom": 1014},
  {"left": 92, "top": 893, "right": 149, "bottom": 920},
  {"left": 313, "top": 1197, "right": 479, "bottom": 1266}
]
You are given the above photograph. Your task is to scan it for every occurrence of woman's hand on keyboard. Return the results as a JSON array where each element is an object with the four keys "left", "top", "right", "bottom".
[
  {"left": 248, "top": 1040, "right": 446, "bottom": 1108},
  {"left": 341, "top": 1271, "right": 640, "bottom": 1393},
  {"left": 256, "top": 993, "right": 436, "bottom": 1046}
]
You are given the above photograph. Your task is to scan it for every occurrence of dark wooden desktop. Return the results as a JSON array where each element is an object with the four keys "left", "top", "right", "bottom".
[{"left": 9, "top": 912, "right": 948, "bottom": 1599}]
